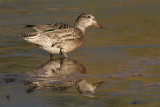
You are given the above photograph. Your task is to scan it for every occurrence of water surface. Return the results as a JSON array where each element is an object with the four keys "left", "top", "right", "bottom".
[{"left": 1, "top": 0, "right": 160, "bottom": 107}]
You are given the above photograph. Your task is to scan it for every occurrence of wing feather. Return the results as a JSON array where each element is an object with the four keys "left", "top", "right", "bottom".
[{"left": 19, "top": 23, "right": 72, "bottom": 38}]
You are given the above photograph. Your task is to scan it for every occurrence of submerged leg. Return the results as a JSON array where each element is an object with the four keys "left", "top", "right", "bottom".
[
  {"left": 63, "top": 52, "right": 68, "bottom": 57},
  {"left": 50, "top": 53, "right": 54, "bottom": 59},
  {"left": 60, "top": 48, "right": 68, "bottom": 57}
]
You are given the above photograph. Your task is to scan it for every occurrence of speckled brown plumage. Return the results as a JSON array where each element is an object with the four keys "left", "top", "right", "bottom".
[{"left": 19, "top": 13, "right": 106, "bottom": 57}]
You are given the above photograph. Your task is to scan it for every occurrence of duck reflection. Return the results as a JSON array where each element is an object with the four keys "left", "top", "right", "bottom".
[{"left": 25, "top": 58, "right": 104, "bottom": 94}]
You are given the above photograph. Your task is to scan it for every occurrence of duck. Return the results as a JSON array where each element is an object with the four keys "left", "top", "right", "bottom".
[
  {"left": 19, "top": 13, "right": 106, "bottom": 58},
  {"left": 25, "top": 57, "right": 105, "bottom": 94}
]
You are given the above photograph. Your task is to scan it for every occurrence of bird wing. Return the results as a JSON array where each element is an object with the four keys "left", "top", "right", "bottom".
[
  {"left": 19, "top": 23, "right": 72, "bottom": 38},
  {"left": 44, "top": 28, "right": 80, "bottom": 41}
]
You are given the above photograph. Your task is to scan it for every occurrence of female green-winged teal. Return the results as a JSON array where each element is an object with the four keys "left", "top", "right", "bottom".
[
  {"left": 25, "top": 58, "right": 104, "bottom": 93},
  {"left": 19, "top": 13, "right": 106, "bottom": 58}
]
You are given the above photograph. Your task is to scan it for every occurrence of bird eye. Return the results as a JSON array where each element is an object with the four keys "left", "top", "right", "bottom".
[{"left": 87, "top": 16, "right": 91, "bottom": 18}]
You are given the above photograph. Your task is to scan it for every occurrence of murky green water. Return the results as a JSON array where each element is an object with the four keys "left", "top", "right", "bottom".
[{"left": 1, "top": 0, "right": 160, "bottom": 106}]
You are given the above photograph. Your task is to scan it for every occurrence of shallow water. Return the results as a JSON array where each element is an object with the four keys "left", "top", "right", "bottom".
[{"left": 1, "top": 0, "right": 160, "bottom": 107}]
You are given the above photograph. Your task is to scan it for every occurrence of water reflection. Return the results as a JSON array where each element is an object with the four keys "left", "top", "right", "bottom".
[{"left": 25, "top": 58, "right": 105, "bottom": 94}]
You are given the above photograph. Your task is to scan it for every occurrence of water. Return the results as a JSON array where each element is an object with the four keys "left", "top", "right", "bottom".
[{"left": 1, "top": 0, "right": 160, "bottom": 106}]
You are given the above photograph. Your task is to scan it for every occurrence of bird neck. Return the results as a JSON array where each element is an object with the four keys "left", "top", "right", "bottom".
[{"left": 74, "top": 22, "right": 87, "bottom": 33}]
